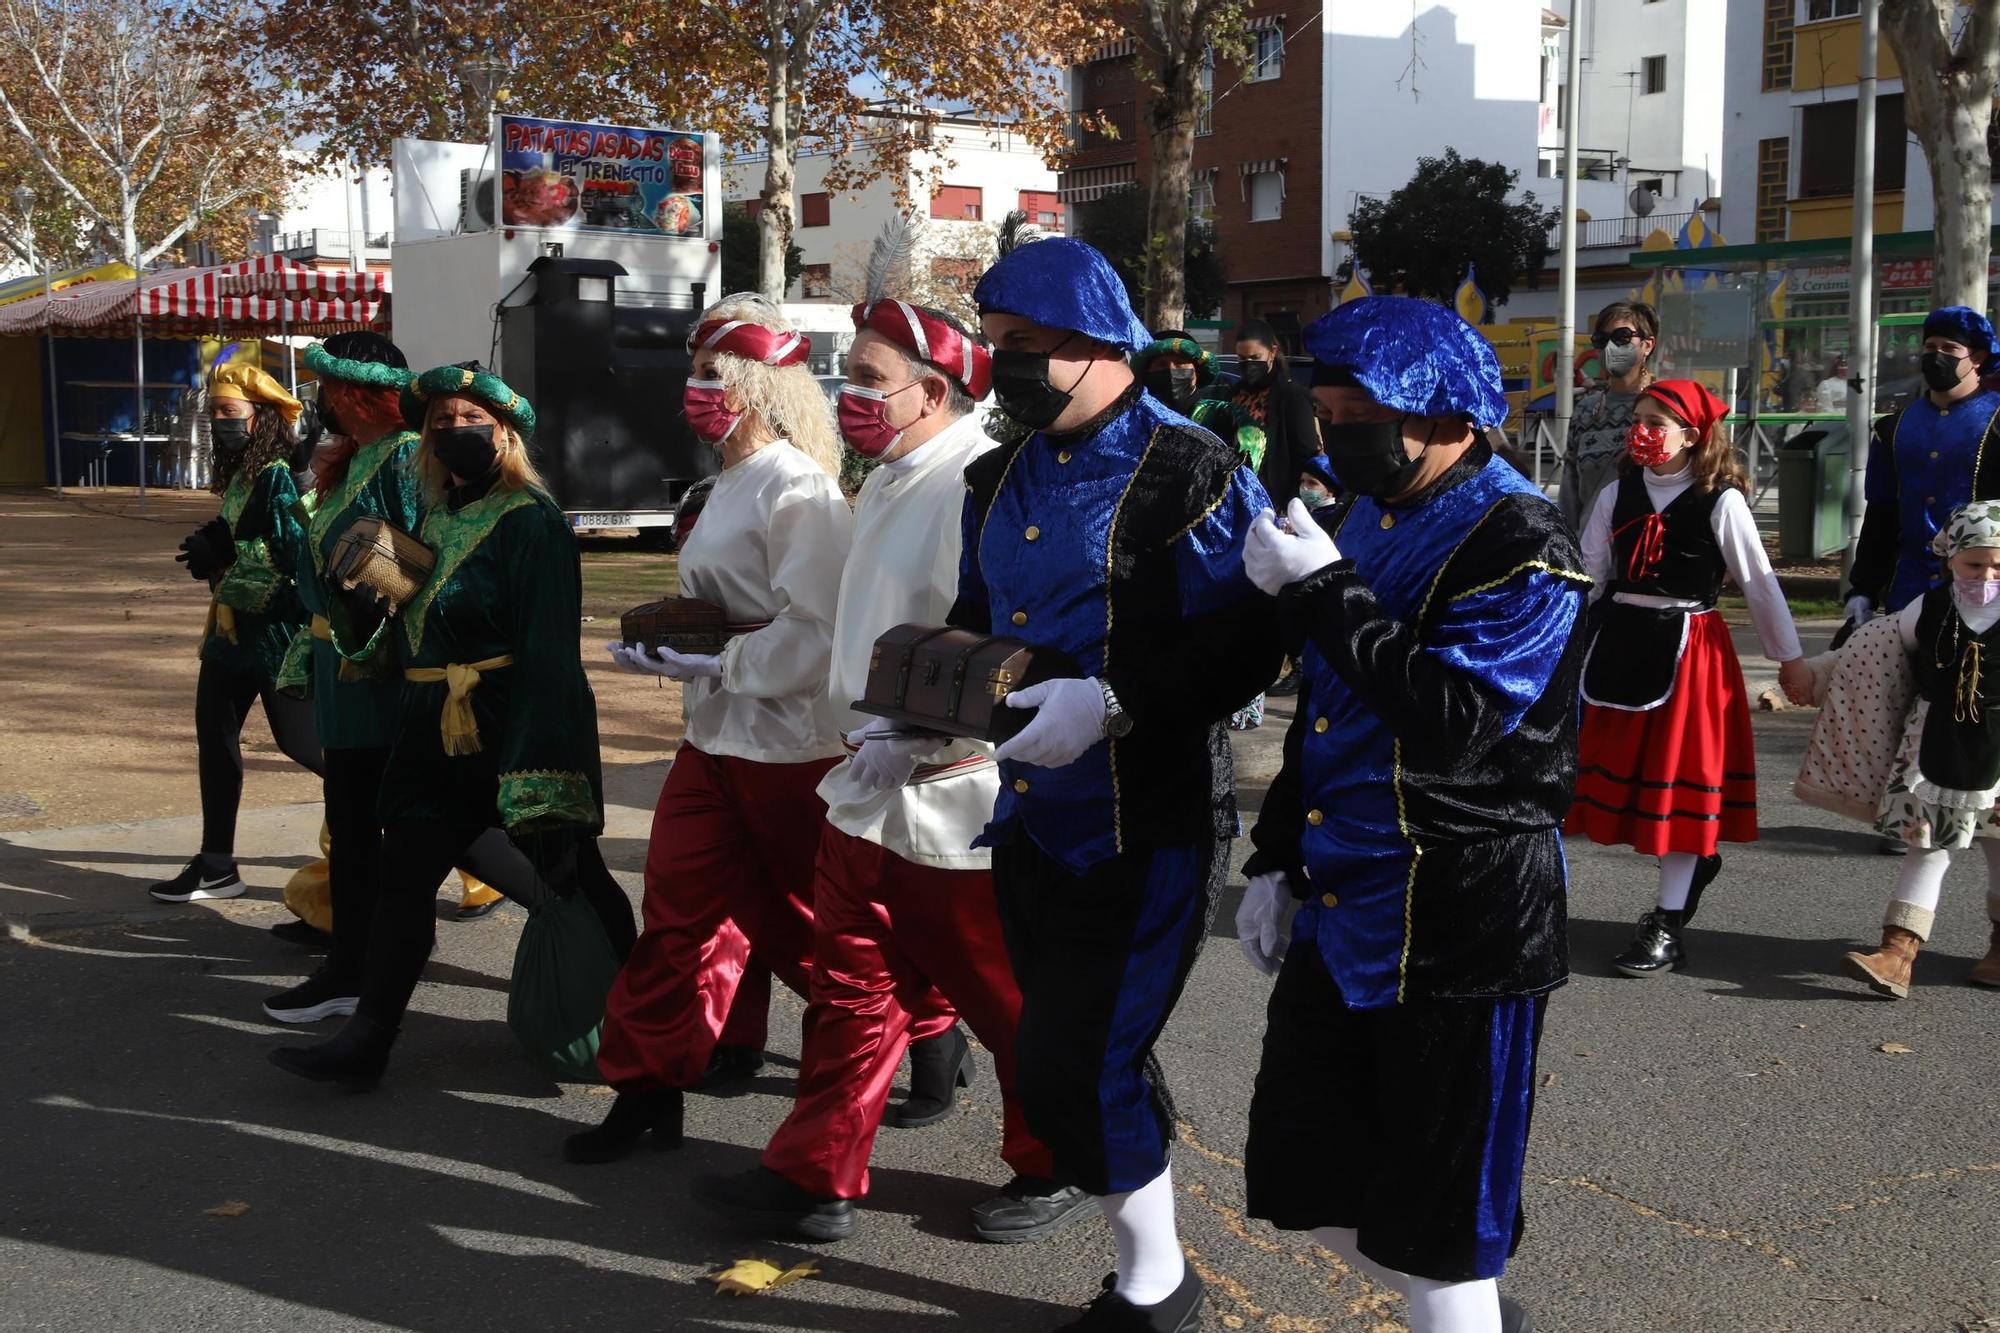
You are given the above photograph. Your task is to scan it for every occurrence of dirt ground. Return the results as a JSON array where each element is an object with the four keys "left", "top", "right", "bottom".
[{"left": 0, "top": 486, "right": 686, "bottom": 833}]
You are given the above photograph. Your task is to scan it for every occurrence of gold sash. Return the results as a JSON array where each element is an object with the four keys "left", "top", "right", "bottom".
[{"left": 403, "top": 655, "right": 515, "bottom": 755}]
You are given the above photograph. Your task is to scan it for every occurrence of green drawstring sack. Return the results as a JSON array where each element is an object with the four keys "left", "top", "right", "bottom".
[{"left": 507, "top": 885, "right": 621, "bottom": 1083}]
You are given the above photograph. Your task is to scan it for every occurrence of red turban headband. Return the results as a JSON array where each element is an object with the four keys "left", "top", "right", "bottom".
[
  {"left": 1640, "top": 379, "right": 1729, "bottom": 438},
  {"left": 689, "top": 319, "right": 812, "bottom": 368},
  {"left": 850, "top": 299, "right": 993, "bottom": 400}
]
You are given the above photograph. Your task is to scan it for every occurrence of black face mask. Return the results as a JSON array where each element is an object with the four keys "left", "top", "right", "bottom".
[
  {"left": 1320, "top": 415, "right": 1427, "bottom": 500},
  {"left": 315, "top": 396, "right": 344, "bottom": 439},
  {"left": 1146, "top": 367, "right": 1199, "bottom": 413},
  {"left": 1921, "top": 349, "right": 1969, "bottom": 394},
  {"left": 1238, "top": 360, "right": 1271, "bottom": 391},
  {"left": 433, "top": 424, "right": 498, "bottom": 481},
  {"left": 209, "top": 417, "right": 252, "bottom": 462},
  {"left": 991, "top": 340, "right": 1083, "bottom": 431}
]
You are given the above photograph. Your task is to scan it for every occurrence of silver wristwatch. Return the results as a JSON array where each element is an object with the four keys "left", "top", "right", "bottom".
[{"left": 1101, "top": 680, "right": 1133, "bottom": 738}]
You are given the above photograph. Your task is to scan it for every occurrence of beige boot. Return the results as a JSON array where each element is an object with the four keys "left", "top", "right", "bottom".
[
  {"left": 1968, "top": 897, "right": 2000, "bottom": 988},
  {"left": 1843, "top": 902, "right": 1932, "bottom": 999}
]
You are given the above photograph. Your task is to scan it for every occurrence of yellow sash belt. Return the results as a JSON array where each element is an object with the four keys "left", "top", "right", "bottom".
[
  {"left": 310, "top": 614, "right": 332, "bottom": 641},
  {"left": 404, "top": 655, "right": 515, "bottom": 755},
  {"left": 209, "top": 601, "right": 238, "bottom": 645}
]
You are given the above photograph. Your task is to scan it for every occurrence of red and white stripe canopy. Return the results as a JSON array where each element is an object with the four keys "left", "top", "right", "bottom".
[
  {"left": 217, "top": 255, "right": 390, "bottom": 300},
  {"left": 0, "top": 257, "right": 388, "bottom": 338}
]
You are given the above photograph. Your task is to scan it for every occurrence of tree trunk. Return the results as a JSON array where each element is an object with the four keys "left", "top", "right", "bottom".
[
  {"left": 1882, "top": 0, "right": 2000, "bottom": 310},
  {"left": 1929, "top": 98, "right": 1993, "bottom": 308},
  {"left": 758, "top": 43, "right": 796, "bottom": 303},
  {"left": 1142, "top": 59, "right": 1198, "bottom": 329}
]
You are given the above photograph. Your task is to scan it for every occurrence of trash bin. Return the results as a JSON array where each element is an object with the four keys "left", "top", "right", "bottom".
[{"left": 1777, "top": 425, "right": 1852, "bottom": 561}]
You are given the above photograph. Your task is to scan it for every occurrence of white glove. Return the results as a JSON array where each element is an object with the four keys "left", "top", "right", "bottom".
[
  {"left": 627, "top": 643, "right": 723, "bottom": 681},
  {"left": 1244, "top": 498, "right": 1341, "bottom": 596},
  {"left": 1844, "top": 595, "right": 1873, "bottom": 625},
  {"left": 605, "top": 639, "right": 641, "bottom": 672},
  {"left": 1236, "top": 871, "right": 1296, "bottom": 976},
  {"left": 846, "top": 723, "right": 948, "bottom": 794},
  {"left": 994, "top": 676, "right": 1108, "bottom": 769}
]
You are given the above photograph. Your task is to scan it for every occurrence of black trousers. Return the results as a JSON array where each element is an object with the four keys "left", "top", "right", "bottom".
[
  {"left": 195, "top": 657, "right": 322, "bottom": 856},
  {"left": 991, "top": 832, "right": 1225, "bottom": 1197},
  {"left": 356, "top": 818, "right": 638, "bottom": 1028},
  {"left": 323, "top": 747, "right": 389, "bottom": 982}
]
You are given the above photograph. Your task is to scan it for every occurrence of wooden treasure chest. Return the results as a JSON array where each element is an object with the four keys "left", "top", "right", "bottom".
[
  {"left": 329, "top": 516, "right": 435, "bottom": 615},
  {"left": 619, "top": 597, "right": 770, "bottom": 655},
  {"left": 852, "top": 624, "right": 1079, "bottom": 743}
]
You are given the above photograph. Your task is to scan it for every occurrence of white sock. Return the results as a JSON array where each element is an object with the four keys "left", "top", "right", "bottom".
[
  {"left": 1101, "top": 1165, "right": 1184, "bottom": 1306},
  {"left": 1657, "top": 852, "right": 1700, "bottom": 912},
  {"left": 1311, "top": 1228, "right": 1499, "bottom": 1333},
  {"left": 1892, "top": 847, "right": 1950, "bottom": 913}
]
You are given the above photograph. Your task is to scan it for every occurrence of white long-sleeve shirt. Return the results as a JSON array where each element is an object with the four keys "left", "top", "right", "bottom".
[
  {"left": 817, "top": 414, "right": 1000, "bottom": 869},
  {"left": 676, "top": 440, "right": 853, "bottom": 763},
  {"left": 1581, "top": 466, "right": 1804, "bottom": 663}
]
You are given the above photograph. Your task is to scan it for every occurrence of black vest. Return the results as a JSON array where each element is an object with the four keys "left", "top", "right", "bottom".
[
  {"left": 1607, "top": 470, "right": 1727, "bottom": 604},
  {"left": 1913, "top": 584, "right": 2000, "bottom": 792}
]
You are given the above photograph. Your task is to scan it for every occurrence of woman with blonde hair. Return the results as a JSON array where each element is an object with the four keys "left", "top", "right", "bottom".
[
  {"left": 268, "top": 363, "right": 636, "bottom": 1087},
  {"left": 571, "top": 294, "right": 857, "bottom": 1162}
]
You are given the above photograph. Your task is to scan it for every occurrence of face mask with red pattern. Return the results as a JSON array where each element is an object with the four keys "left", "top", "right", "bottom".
[{"left": 1626, "top": 422, "right": 1680, "bottom": 467}]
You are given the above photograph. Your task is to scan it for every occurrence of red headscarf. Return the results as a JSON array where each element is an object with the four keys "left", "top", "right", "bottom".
[
  {"left": 849, "top": 299, "right": 993, "bottom": 399},
  {"left": 1639, "top": 379, "right": 1728, "bottom": 438},
  {"left": 688, "top": 319, "right": 811, "bottom": 367}
]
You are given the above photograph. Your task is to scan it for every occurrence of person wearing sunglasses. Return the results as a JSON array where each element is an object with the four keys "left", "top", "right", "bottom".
[{"left": 1557, "top": 301, "right": 1659, "bottom": 532}]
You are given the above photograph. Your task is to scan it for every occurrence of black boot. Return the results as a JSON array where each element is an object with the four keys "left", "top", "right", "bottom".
[
  {"left": 562, "top": 1088, "right": 684, "bottom": 1163},
  {"left": 969, "top": 1174, "right": 1099, "bottom": 1243},
  {"left": 696, "top": 1044, "right": 766, "bottom": 1093},
  {"left": 1611, "top": 908, "right": 1687, "bottom": 978},
  {"left": 885, "top": 1025, "right": 971, "bottom": 1128},
  {"left": 691, "top": 1165, "right": 857, "bottom": 1242},
  {"left": 267, "top": 1013, "right": 397, "bottom": 1089},
  {"left": 1056, "top": 1268, "right": 1207, "bottom": 1332},
  {"left": 1500, "top": 1293, "right": 1534, "bottom": 1333},
  {"left": 1680, "top": 854, "right": 1723, "bottom": 926},
  {"left": 270, "top": 918, "right": 333, "bottom": 947}
]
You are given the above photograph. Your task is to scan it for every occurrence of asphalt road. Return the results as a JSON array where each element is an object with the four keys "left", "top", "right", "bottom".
[{"left": 3, "top": 675, "right": 1999, "bottom": 1332}]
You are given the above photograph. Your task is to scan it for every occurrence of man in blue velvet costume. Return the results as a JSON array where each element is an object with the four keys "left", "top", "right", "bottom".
[
  {"left": 1846, "top": 305, "right": 2000, "bottom": 619},
  {"left": 1234, "top": 296, "right": 1587, "bottom": 1333},
  {"left": 951, "top": 235, "right": 1282, "bottom": 1332}
]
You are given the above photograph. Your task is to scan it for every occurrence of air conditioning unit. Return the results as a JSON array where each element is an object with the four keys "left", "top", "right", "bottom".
[{"left": 459, "top": 169, "right": 499, "bottom": 233}]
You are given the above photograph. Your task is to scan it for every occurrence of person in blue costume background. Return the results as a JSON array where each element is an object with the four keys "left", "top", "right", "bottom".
[
  {"left": 1234, "top": 296, "right": 1588, "bottom": 1333},
  {"left": 1845, "top": 305, "right": 2000, "bottom": 621},
  {"left": 951, "top": 234, "right": 1283, "bottom": 1333}
]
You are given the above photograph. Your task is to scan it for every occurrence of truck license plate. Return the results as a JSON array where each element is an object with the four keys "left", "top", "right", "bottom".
[{"left": 569, "top": 512, "right": 634, "bottom": 529}]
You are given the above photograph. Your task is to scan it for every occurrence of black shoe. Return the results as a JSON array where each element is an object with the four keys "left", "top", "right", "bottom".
[
  {"left": 696, "top": 1044, "right": 766, "bottom": 1092},
  {"left": 262, "top": 968, "right": 361, "bottom": 1024},
  {"left": 1877, "top": 835, "right": 1909, "bottom": 857},
  {"left": 886, "top": 1025, "right": 971, "bottom": 1128},
  {"left": 1611, "top": 909, "right": 1687, "bottom": 978},
  {"left": 691, "top": 1165, "right": 857, "bottom": 1242},
  {"left": 562, "top": 1088, "right": 684, "bottom": 1163},
  {"left": 1265, "top": 670, "right": 1301, "bottom": 698},
  {"left": 270, "top": 918, "right": 332, "bottom": 947},
  {"left": 1056, "top": 1268, "right": 1206, "bottom": 1332},
  {"left": 267, "top": 1014, "right": 396, "bottom": 1089},
  {"left": 1680, "top": 854, "right": 1723, "bottom": 925},
  {"left": 970, "top": 1175, "right": 1100, "bottom": 1244},
  {"left": 149, "top": 857, "right": 244, "bottom": 903},
  {"left": 453, "top": 897, "right": 502, "bottom": 922},
  {"left": 1501, "top": 1293, "right": 1534, "bottom": 1333}
]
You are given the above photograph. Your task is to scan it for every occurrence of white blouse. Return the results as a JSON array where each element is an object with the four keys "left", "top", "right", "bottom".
[
  {"left": 817, "top": 413, "right": 1001, "bottom": 868},
  {"left": 1581, "top": 466, "right": 1804, "bottom": 663},
  {"left": 675, "top": 441, "right": 853, "bottom": 763}
]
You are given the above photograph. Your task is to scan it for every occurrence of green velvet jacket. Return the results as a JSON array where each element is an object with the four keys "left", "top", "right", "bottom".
[
  {"left": 375, "top": 481, "right": 603, "bottom": 834},
  {"left": 201, "top": 461, "right": 310, "bottom": 682}
]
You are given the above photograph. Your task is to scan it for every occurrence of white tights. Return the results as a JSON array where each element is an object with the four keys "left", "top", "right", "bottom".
[
  {"left": 1890, "top": 841, "right": 2000, "bottom": 913},
  {"left": 1312, "top": 1226, "right": 1500, "bottom": 1333},
  {"left": 1102, "top": 1166, "right": 1185, "bottom": 1306},
  {"left": 1656, "top": 851, "right": 1699, "bottom": 912}
]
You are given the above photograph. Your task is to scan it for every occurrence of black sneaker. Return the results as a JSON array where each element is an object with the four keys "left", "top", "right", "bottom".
[
  {"left": 1056, "top": 1268, "right": 1206, "bottom": 1332},
  {"left": 1266, "top": 670, "right": 1302, "bottom": 698},
  {"left": 270, "top": 918, "right": 332, "bottom": 947},
  {"left": 1611, "top": 909, "right": 1687, "bottom": 978},
  {"left": 262, "top": 968, "right": 362, "bottom": 1024},
  {"left": 696, "top": 1044, "right": 766, "bottom": 1092},
  {"left": 691, "top": 1165, "right": 857, "bottom": 1242},
  {"left": 149, "top": 858, "right": 244, "bottom": 903},
  {"left": 970, "top": 1174, "right": 1100, "bottom": 1243}
]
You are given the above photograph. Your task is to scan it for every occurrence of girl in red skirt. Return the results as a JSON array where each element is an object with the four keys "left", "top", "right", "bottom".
[{"left": 1568, "top": 380, "right": 1813, "bottom": 976}]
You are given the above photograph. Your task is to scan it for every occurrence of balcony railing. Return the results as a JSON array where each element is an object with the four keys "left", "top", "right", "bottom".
[
  {"left": 266, "top": 228, "right": 391, "bottom": 258},
  {"left": 1548, "top": 211, "right": 1695, "bottom": 251}
]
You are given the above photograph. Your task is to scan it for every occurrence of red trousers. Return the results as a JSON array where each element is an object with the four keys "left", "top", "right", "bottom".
[
  {"left": 762, "top": 824, "right": 1051, "bottom": 1198},
  {"left": 597, "top": 745, "right": 838, "bottom": 1092}
]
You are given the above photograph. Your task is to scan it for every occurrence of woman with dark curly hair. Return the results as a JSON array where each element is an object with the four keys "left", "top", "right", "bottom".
[{"left": 151, "top": 362, "right": 323, "bottom": 904}]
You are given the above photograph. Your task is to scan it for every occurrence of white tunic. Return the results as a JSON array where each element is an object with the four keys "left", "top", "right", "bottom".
[
  {"left": 676, "top": 440, "right": 853, "bottom": 763},
  {"left": 817, "top": 414, "right": 1001, "bottom": 869},
  {"left": 1581, "top": 466, "right": 1804, "bottom": 663}
]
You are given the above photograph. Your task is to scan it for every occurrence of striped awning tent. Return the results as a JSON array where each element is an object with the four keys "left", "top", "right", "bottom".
[
  {"left": 1059, "top": 163, "right": 1139, "bottom": 204},
  {"left": 0, "top": 257, "right": 387, "bottom": 338},
  {"left": 1239, "top": 157, "right": 1289, "bottom": 200},
  {"left": 217, "top": 254, "right": 390, "bottom": 300}
]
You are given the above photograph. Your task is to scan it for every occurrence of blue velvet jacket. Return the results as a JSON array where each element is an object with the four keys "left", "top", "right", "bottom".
[
  {"left": 952, "top": 384, "right": 1284, "bottom": 872},
  {"left": 1848, "top": 389, "right": 2000, "bottom": 612},
  {"left": 1244, "top": 444, "right": 1589, "bottom": 1008}
]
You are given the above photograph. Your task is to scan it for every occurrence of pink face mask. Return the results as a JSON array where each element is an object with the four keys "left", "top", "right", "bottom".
[
  {"left": 1626, "top": 422, "right": 1679, "bottom": 467},
  {"left": 683, "top": 378, "right": 741, "bottom": 446},
  {"left": 837, "top": 381, "right": 922, "bottom": 459},
  {"left": 1956, "top": 576, "right": 2000, "bottom": 607}
]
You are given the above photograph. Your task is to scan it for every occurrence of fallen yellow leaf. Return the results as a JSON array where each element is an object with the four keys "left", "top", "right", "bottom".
[
  {"left": 1877, "top": 1042, "right": 1915, "bottom": 1055},
  {"left": 709, "top": 1257, "right": 820, "bottom": 1296},
  {"left": 204, "top": 1201, "right": 252, "bottom": 1218}
]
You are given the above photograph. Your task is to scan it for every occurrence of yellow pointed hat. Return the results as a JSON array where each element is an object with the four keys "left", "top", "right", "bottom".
[{"left": 210, "top": 361, "right": 302, "bottom": 425}]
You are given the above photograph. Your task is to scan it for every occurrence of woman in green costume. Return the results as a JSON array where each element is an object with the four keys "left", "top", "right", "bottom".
[
  {"left": 150, "top": 362, "right": 323, "bottom": 904},
  {"left": 269, "top": 363, "right": 636, "bottom": 1087}
]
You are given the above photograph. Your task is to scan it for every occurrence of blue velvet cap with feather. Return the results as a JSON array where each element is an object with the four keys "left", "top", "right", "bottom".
[
  {"left": 973, "top": 237, "right": 1152, "bottom": 353},
  {"left": 1302, "top": 295, "right": 1509, "bottom": 428}
]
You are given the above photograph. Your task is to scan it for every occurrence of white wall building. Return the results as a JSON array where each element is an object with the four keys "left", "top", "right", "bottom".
[{"left": 258, "top": 154, "right": 395, "bottom": 269}]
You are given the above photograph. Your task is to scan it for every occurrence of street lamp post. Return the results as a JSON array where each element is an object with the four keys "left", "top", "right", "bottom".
[{"left": 457, "top": 55, "right": 512, "bottom": 263}]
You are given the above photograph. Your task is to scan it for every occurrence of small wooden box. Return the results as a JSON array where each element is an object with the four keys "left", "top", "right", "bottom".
[
  {"left": 620, "top": 597, "right": 769, "bottom": 654},
  {"left": 851, "top": 624, "right": 1079, "bottom": 742},
  {"left": 329, "top": 515, "right": 435, "bottom": 614}
]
